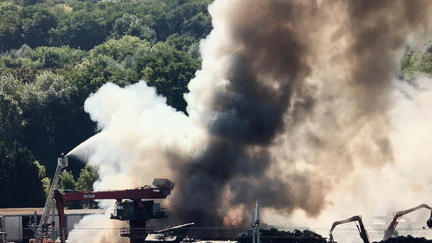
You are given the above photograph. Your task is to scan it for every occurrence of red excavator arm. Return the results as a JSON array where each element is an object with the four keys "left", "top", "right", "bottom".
[
  {"left": 54, "top": 178, "right": 174, "bottom": 243},
  {"left": 383, "top": 204, "right": 432, "bottom": 241},
  {"left": 329, "top": 215, "right": 369, "bottom": 243}
]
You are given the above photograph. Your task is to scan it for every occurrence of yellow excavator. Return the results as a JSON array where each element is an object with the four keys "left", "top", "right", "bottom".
[{"left": 329, "top": 215, "right": 369, "bottom": 243}]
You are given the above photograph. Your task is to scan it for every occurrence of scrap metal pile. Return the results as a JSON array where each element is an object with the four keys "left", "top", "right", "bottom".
[
  {"left": 378, "top": 235, "right": 432, "bottom": 243},
  {"left": 237, "top": 228, "right": 327, "bottom": 243}
]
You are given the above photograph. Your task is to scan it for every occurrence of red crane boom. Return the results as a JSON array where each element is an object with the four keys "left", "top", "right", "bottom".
[{"left": 54, "top": 179, "right": 174, "bottom": 243}]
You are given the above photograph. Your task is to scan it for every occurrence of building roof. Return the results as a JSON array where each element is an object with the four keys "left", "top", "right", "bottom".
[{"left": 0, "top": 208, "right": 106, "bottom": 216}]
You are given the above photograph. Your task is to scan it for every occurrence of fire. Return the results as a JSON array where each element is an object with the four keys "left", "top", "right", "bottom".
[{"left": 223, "top": 206, "right": 244, "bottom": 227}]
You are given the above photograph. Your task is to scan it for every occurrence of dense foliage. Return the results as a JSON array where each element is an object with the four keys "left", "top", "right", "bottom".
[
  {"left": 59, "top": 165, "right": 99, "bottom": 208},
  {"left": 0, "top": 0, "right": 212, "bottom": 208},
  {"left": 0, "top": 141, "right": 45, "bottom": 207},
  {"left": 399, "top": 40, "right": 432, "bottom": 81},
  {"left": 0, "top": 0, "right": 212, "bottom": 52}
]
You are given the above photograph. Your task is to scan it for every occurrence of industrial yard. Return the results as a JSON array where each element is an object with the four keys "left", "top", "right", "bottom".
[
  {"left": 2, "top": 155, "right": 432, "bottom": 243},
  {"left": 3, "top": 212, "right": 432, "bottom": 243}
]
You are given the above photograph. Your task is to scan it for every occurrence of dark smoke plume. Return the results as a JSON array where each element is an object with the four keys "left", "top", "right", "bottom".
[
  {"left": 170, "top": 0, "right": 321, "bottom": 226},
  {"left": 169, "top": 0, "right": 432, "bottom": 227}
]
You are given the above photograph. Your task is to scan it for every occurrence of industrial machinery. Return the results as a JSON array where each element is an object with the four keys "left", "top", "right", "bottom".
[
  {"left": 54, "top": 178, "right": 174, "bottom": 243},
  {"left": 144, "top": 222, "right": 195, "bottom": 243},
  {"left": 383, "top": 204, "right": 432, "bottom": 241},
  {"left": 329, "top": 215, "right": 369, "bottom": 243},
  {"left": 252, "top": 198, "right": 261, "bottom": 243},
  {"left": 32, "top": 154, "right": 68, "bottom": 243}
]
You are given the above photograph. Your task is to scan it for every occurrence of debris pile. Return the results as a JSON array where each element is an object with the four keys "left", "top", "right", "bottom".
[
  {"left": 237, "top": 228, "right": 327, "bottom": 243},
  {"left": 377, "top": 235, "right": 432, "bottom": 243}
]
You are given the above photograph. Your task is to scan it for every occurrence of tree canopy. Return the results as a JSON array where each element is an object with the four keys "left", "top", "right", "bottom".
[
  {"left": 0, "top": 141, "right": 45, "bottom": 207},
  {"left": 0, "top": 0, "right": 211, "bottom": 208}
]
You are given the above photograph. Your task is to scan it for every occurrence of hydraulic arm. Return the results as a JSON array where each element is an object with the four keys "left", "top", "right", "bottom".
[
  {"left": 383, "top": 204, "right": 432, "bottom": 241},
  {"left": 329, "top": 215, "right": 369, "bottom": 243}
]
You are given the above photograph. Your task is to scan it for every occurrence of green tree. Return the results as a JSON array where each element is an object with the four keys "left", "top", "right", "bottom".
[
  {"left": 20, "top": 71, "right": 95, "bottom": 177},
  {"left": 66, "top": 35, "right": 155, "bottom": 94},
  {"left": 41, "top": 177, "right": 52, "bottom": 197},
  {"left": 76, "top": 165, "right": 99, "bottom": 191},
  {"left": 58, "top": 169, "right": 83, "bottom": 208},
  {"left": 50, "top": 8, "right": 109, "bottom": 50},
  {"left": 58, "top": 166, "right": 100, "bottom": 209},
  {"left": 26, "top": 46, "right": 88, "bottom": 69},
  {"left": 76, "top": 165, "right": 99, "bottom": 208},
  {"left": 22, "top": 5, "right": 57, "bottom": 47},
  {"left": 135, "top": 42, "right": 201, "bottom": 113},
  {"left": 0, "top": 94, "right": 24, "bottom": 140},
  {"left": 152, "top": 0, "right": 213, "bottom": 41},
  {"left": 65, "top": 36, "right": 154, "bottom": 96},
  {"left": 399, "top": 45, "right": 432, "bottom": 81},
  {"left": 0, "top": 141, "right": 45, "bottom": 207},
  {"left": 166, "top": 33, "right": 201, "bottom": 58},
  {"left": 59, "top": 170, "right": 83, "bottom": 209},
  {"left": 0, "top": 95, "right": 23, "bottom": 142},
  {"left": 111, "top": 13, "right": 156, "bottom": 43},
  {"left": 64, "top": 54, "right": 118, "bottom": 95},
  {"left": 59, "top": 170, "right": 76, "bottom": 191},
  {"left": 0, "top": 75, "right": 25, "bottom": 143},
  {"left": 13, "top": 0, "right": 44, "bottom": 7},
  {"left": 417, "top": 53, "right": 432, "bottom": 74},
  {"left": 34, "top": 161, "right": 51, "bottom": 197},
  {"left": 0, "top": 2, "right": 24, "bottom": 51},
  {"left": 34, "top": 160, "right": 46, "bottom": 179},
  {"left": 0, "top": 55, "right": 38, "bottom": 84},
  {"left": 180, "top": 10, "right": 212, "bottom": 39},
  {"left": 91, "top": 35, "right": 150, "bottom": 63}
]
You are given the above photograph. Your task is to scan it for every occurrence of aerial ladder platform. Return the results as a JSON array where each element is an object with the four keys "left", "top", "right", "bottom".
[{"left": 31, "top": 154, "right": 68, "bottom": 243}]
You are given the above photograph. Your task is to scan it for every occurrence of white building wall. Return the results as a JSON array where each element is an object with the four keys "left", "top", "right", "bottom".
[
  {"left": 0, "top": 209, "right": 105, "bottom": 242},
  {"left": 4, "top": 216, "right": 22, "bottom": 242}
]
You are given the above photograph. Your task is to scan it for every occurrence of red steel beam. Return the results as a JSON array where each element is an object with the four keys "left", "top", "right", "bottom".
[
  {"left": 54, "top": 186, "right": 171, "bottom": 243},
  {"left": 60, "top": 187, "right": 169, "bottom": 202}
]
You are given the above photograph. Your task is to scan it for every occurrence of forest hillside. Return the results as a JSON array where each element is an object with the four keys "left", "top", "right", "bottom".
[{"left": 0, "top": 0, "right": 211, "bottom": 207}]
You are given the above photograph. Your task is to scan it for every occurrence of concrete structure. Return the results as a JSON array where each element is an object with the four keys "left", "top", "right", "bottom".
[{"left": 0, "top": 208, "right": 105, "bottom": 243}]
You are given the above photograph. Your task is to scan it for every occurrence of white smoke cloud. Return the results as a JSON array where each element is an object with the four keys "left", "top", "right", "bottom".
[
  {"left": 67, "top": 82, "right": 205, "bottom": 242},
  {"left": 67, "top": 207, "right": 128, "bottom": 243},
  {"left": 81, "top": 81, "right": 204, "bottom": 191}
]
